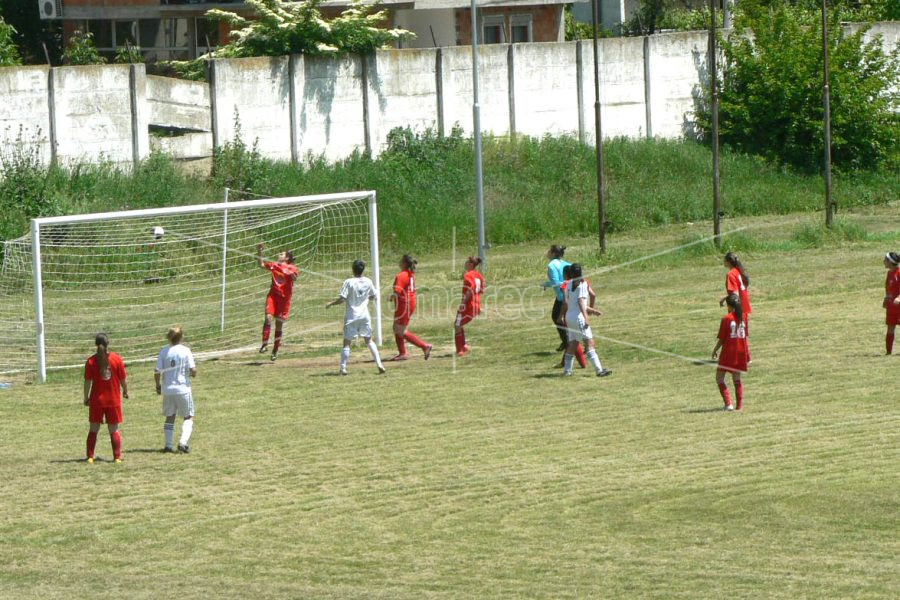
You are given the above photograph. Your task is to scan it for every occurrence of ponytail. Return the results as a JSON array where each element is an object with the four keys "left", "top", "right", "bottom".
[
  {"left": 725, "top": 252, "right": 750, "bottom": 287},
  {"left": 467, "top": 256, "right": 482, "bottom": 269},
  {"left": 94, "top": 332, "right": 110, "bottom": 373},
  {"left": 401, "top": 254, "right": 417, "bottom": 273},
  {"left": 725, "top": 294, "right": 743, "bottom": 326}
]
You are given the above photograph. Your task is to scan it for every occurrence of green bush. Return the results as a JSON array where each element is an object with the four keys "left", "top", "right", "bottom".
[
  {"left": 0, "top": 16, "right": 22, "bottom": 66},
  {"left": 0, "top": 127, "right": 54, "bottom": 241},
  {"left": 62, "top": 30, "right": 105, "bottom": 65},
  {"left": 697, "top": 4, "right": 899, "bottom": 173}
]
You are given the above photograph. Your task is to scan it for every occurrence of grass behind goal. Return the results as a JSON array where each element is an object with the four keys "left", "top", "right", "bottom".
[{"left": 0, "top": 208, "right": 898, "bottom": 598}]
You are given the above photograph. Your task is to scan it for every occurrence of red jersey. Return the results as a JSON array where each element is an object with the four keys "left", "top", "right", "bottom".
[
  {"left": 393, "top": 269, "right": 416, "bottom": 307},
  {"left": 84, "top": 352, "right": 127, "bottom": 408},
  {"left": 462, "top": 269, "right": 486, "bottom": 316},
  {"left": 717, "top": 312, "right": 749, "bottom": 372},
  {"left": 726, "top": 267, "right": 751, "bottom": 314},
  {"left": 886, "top": 268, "right": 900, "bottom": 301},
  {"left": 265, "top": 262, "right": 298, "bottom": 298}
]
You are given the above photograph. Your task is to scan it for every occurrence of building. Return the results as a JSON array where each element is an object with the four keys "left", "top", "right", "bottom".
[{"left": 43, "top": 1, "right": 569, "bottom": 62}]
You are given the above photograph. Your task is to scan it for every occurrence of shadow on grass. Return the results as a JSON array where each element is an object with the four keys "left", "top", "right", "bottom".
[
  {"left": 526, "top": 351, "right": 556, "bottom": 358},
  {"left": 684, "top": 407, "right": 731, "bottom": 413}
]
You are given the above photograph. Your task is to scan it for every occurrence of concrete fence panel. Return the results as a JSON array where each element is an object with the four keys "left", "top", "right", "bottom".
[
  {"left": 0, "top": 66, "right": 52, "bottom": 167},
  {"left": 579, "top": 36, "right": 648, "bottom": 142},
  {"left": 441, "top": 44, "right": 512, "bottom": 137},
  {"left": 647, "top": 31, "right": 708, "bottom": 140},
  {"left": 293, "top": 54, "right": 368, "bottom": 162},
  {"left": 51, "top": 65, "right": 136, "bottom": 167},
  {"left": 512, "top": 42, "right": 581, "bottom": 139},
  {"left": 366, "top": 48, "right": 440, "bottom": 154},
  {"left": 211, "top": 56, "right": 292, "bottom": 163}
]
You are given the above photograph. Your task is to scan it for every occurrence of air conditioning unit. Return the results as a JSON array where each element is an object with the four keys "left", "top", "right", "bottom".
[{"left": 38, "top": 0, "right": 62, "bottom": 20}]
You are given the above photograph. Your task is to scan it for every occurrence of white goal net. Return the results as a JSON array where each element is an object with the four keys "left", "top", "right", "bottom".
[{"left": 0, "top": 190, "right": 380, "bottom": 381}]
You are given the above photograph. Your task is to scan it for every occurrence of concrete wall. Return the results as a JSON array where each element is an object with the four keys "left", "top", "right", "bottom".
[
  {"left": 0, "top": 21, "right": 896, "bottom": 174},
  {"left": 0, "top": 67, "right": 52, "bottom": 167}
]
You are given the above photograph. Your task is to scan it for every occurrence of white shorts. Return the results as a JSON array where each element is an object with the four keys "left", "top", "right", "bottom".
[
  {"left": 568, "top": 318, "right": 593, "bottom": 343},
  {"left": 162, "top": 391, "right": 194, "bottom": 418},
  {"left": 343, "top": 317, "right": 372, "bottom": 340}
]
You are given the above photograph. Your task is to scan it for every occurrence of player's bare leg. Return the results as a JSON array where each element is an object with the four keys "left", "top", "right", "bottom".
[
  {"left": 271, "top": 317, "right": 284, "bottom": 361},
  {"left": 887, "top": 323, "right": 896, "bottom": 355}
]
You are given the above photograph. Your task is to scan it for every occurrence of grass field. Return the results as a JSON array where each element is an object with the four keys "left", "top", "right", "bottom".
[{"left": 1, "top": 206, "right": 898, "bottom": 598}]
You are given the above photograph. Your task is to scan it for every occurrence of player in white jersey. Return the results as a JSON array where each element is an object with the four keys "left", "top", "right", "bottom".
[
  {"left": 154, "top": 326, "right": 198, "bottom": 453},
  {"left": 561, "top": 263, "right": 612, "bottom": 378},
  {"left": 325, "top": 259, "right": 386, "bottom": 376}
]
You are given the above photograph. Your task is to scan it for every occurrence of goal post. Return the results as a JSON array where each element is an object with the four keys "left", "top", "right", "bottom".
[{"left": 2, "top": 190, "right": 381, "bottom": 382}]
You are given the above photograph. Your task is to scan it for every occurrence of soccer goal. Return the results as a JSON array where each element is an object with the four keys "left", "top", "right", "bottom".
[{"left": 0, "top": 190, "right": 381, "bottom": 382}]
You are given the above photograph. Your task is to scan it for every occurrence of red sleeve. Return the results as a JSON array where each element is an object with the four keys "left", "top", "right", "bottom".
[
  {"left": 717, "top": 316, "right": 730, "bottom": 341},
  {"left": 393, "top": 271, "right": 406, "bottom": 295},
  {"left": 726, "top": 270, "right": 740, "bottom": 294},
  {"left": 114, "top": 354, "right": 126, "bottom": 380},
  {"left": 84, "top": 358, "right": 94, "bottom": 381}
]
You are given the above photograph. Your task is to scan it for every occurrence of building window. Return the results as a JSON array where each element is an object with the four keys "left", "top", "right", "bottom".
[
  {"left": 510, "top": 14, "right": 532, "bottom": 43},
  {"left": 196, "top": 18, "right": 221, "bottom": 55},
  {"left": 482, "top": 15, "right": 505, "bottom": 44},
  {"left": 115, "top": 21, "right": 138, "bottom": 48},
  {"left": 86, "top": 19, "right": 112, "bottom": 49}
]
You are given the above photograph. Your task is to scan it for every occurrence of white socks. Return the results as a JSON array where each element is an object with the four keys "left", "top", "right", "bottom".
[
  {"left": 340, "top": 346, "right": 350, "bottom": 370},
  {"left": 367, "top": 340, "right": 384, "bottom": 370},
  {"left": 180, "top": 419, "right": 194, "bottom": 446},
  {"left": 587, "top": 349, "right": 603, "bottom": 373},
  {"left": 164, "top": 422, "right": 174, "bottom": 449},
  {"left": 563, "top": 353, "right": 575, "bottom": 374}
]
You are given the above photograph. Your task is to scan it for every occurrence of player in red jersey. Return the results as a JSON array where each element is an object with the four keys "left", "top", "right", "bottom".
[
  {"left": 390, "top": 254, "right": 433, "bottom": 361},
  {"left": 83, "top": 333, "right": 129, "bottom": 462},
  {"left": 257, "top": 243, "right": 299, "bottom": 361},
  {"left": 721, "top": 252, "right": 752, "bottom": 331},
  {"left": 883, "top": 251, "right": 900, "bottom": 355},
  {"left": 711, "top": 295, "right": 749, "bottom": 411},
  {"left": 454, "top": 256, "right": 486, "bottom": 357}
]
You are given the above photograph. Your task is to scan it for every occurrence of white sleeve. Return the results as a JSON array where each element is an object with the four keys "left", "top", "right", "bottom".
[
  {"left": 155, "top": 348, "right": 164, "bottom": 373},
  {"left": 187, "top": 350, "right": 196, "bottom": 370},
  {"left": 339, "top": 279, "right": 350, "bottom": 299}
]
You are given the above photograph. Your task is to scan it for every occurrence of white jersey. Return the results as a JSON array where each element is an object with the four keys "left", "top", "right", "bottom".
[
  {"left": 340, "top": 276, "right": 377, "bottom": 324},
  {"left": 155, "top": 343, "right": 195, "bottom": 395},
  {"left": 565, "top": 282, "right": 590, "bottom": 325}
]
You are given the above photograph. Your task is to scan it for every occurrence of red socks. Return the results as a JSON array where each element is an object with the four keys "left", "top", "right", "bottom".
[
  {"left": 404, "top": 331, "right": 428, "bottom": 350},
  {"left": 455, "top": 330, "right": 466, "bottom": 353},
  {"left": 888, "top": 333, "right": 895, "bottom": 355},
  {"left": 735, "top": 382, "right": 744, "bottom": 411},
  {"left": 111, "top": 431, "right": 123, "bottom": 460},
  {"left": 395, "top": 334, "right": 407, "bottom": 355},
  {"left": 262, "top": 322, "right": 271, "bottom": 344},
  {"left": 273, "top": 332, "right": 282, "bottom": 354},
  {"left": 575, "top": 344, "right": 587, "bottom": 368},
  {"left": 718, "top": 381, "right": 732, "bottom": 408},
  {"left": 86, "top": 431, "right": 98, "bottom": 459}
]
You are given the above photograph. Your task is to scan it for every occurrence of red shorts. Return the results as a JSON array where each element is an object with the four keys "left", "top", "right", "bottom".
[
  {"left": 265, "top": 293, "right": 292, "bottom": 320},
  {"left": 887, "top": 303, "right": 900, "bottom": 326},
  {"left": 89, "top": 403, "right": 123, "bottom": 424},
  {"left": 393, "top": 301, "right": 415, "bottom": 326}
]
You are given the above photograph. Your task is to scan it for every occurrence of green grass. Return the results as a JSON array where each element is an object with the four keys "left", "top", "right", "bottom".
[
  {"left": 2, "top": 134, "right": 898, "bottom": 252},
  {"left": 1, "top": 206, "right": 898, "bottom": 598}
]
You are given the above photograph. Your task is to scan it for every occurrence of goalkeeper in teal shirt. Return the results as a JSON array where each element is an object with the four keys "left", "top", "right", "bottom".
[{"left": 541, "top": 245, "right": 570, "bottom": 351}]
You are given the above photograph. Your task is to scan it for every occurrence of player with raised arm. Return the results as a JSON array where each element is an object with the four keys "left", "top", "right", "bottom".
[
  {"left": 390, "top": 254, "right": 432, "bottom": 361},
  {"left": 155, "top": 326, "right": 197, "bottom": 453},
  {"left": 257, "top": 243, "right": 299, "bottom": 362},
  {"left": 561, "top": 263, "right": 611, "bottom": 377},
  {"left": 83, "top": 333, "right": 128, "bottom": 463},
  {"left": 454, "top": 257, "right": 486, "bottom": 357},
  {"left": 325, "top": 259, "right": 386, "bottom": 375},
  {"left": 884, "top": 251, "right": 900, "bottom": 355},
  {"left": 712, "top": 294, "right": 749, "bottom": 411}
]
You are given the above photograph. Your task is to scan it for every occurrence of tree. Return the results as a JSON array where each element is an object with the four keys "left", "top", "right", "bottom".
[
  {"left": 0, "top": 16, "right": 21, "bottom": 66},
  {"left": 207, "top": 0, "right": 414, "bottom": 58},
  {"left": 0, "top": 0, "right": 62, "bottom": 64},
  {"left": 697, "top": 4, "right": 899, "bottom": 172}
]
